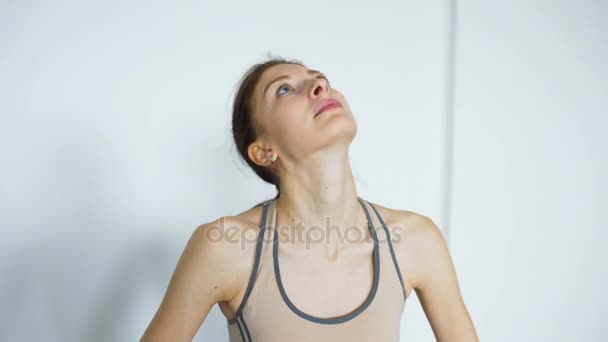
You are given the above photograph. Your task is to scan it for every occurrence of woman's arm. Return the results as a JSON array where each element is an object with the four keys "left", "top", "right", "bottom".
[
  {"left": 140, "top": 219, "right": 236, "bottom": 341},
  {"left": 403, "top": 214, "right": 479, "bottom": 341}
]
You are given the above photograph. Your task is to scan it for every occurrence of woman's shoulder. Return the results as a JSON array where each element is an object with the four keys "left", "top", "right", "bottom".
[
  {"left": 189, "top": 203, "right": 267, "bottom": 302},
  {"left": 369, "top": 201, "right": 448, "bottom": 289},
  {"left": 196, "top": 200, "right": 268, "bottom": 242},
  {"left": 366, "top": 200, "right": 437, "bottom": 239}
]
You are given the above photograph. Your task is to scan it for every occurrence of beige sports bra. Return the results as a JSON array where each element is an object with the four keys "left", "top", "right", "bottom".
[{"left": 226, "top": 197, "right": 408, "bottom": 342}]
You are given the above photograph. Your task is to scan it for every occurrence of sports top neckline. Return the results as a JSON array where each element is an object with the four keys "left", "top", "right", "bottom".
[{"left": 271, "top": 196, "right": 380, "bottom": 324}]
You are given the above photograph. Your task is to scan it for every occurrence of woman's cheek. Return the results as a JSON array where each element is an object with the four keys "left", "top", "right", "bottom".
[{"left": 278, "top": 112, "right": 301, "bottom": 133}]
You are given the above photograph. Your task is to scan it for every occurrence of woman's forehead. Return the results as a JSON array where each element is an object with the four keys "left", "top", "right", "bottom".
[
  {"left": 253, "top": 64, "right": 305, "bottom": 105},
  {"left": 255, "top": 64, "right": 324, "bottom": 98},
  {"left": 259, "top": 64, "right": 308, "bottom": 86}
]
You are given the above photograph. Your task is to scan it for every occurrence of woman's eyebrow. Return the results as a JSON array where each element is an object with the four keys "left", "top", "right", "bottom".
[{"left": 263, "top": 69, "right": 326, "bottom": 96}]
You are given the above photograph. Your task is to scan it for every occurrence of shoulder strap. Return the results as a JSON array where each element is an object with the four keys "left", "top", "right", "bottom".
[
  {"left": 367, "top": 201, "right": 408, "bottom": 301},
  {"left": 227, "top": 200, "right": 272, "bottom": 324}
]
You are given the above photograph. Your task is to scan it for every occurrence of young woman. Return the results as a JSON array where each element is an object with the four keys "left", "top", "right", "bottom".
[{"left": 141, "top": 57, "right": 478, "bottom": 341}]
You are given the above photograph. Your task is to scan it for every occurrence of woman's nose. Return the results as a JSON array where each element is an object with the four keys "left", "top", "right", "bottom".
[{"left": 309, "top": 78, "right": 329, "bottom": 98}]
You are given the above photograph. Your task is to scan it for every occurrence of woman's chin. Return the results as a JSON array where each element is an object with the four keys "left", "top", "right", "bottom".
[{"left": 316, "top": 116, "right": 357, "bottom": 146}]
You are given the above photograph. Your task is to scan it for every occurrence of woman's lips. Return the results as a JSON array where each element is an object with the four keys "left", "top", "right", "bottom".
[{"left": 314, "top": 99, "right": 343, "bottom": 117}]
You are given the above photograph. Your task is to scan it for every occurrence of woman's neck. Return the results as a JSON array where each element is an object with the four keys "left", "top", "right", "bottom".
[{"left": 274, "top": 149, "right": 368, "bottom": 258}]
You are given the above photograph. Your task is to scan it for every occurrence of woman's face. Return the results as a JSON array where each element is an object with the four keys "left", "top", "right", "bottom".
[{"left": 251, "top": 63, "right": 357, "bottom": 163}]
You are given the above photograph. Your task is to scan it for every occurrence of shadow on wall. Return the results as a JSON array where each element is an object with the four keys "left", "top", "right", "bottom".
[
  {"left": 0, "top": 106, "right": 246, "bottom": 341},
  {"left": 0, "top": 229, "right": 230, "bottom": 342}
]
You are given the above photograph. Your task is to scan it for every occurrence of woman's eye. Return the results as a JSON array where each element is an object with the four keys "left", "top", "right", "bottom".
[{"left": 277, "top": 84, "right": 291, "bottom": 96}]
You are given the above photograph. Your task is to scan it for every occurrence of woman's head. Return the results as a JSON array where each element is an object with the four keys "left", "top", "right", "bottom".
[{"left": 231, "top": 56, "right": 356, "bottom": 200}]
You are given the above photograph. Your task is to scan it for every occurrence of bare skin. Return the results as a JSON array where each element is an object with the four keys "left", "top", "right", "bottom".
[
  {"left": 140, "top": 205, "right": 478, "bottom": 341},
  {"left": 141, "top": 63, "right": 478, "bottom": 341}
]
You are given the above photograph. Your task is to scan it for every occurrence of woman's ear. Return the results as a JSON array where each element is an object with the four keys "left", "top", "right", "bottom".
[{"left": 247, "top": 141, "right": 275, "bottom": 167}]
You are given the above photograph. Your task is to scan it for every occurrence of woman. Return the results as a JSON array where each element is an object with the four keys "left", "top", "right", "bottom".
[{"left": 141, "top": 57, "right": 479, "bottom": 341}]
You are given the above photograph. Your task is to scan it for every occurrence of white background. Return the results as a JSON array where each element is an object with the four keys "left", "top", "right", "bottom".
[{"left": 1, "top": 1, "right": 605, "bottom": 341}]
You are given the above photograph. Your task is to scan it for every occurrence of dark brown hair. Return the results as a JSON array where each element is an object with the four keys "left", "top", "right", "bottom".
[{"left": 231, "top": 55, "right": 305, "bottom": 206}]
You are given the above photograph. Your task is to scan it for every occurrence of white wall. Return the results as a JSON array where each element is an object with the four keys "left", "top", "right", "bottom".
[
  {"left": 1, "top": 1, "right": 448, "bottom": 341},
  {"left": 2, "top": 1, "right": 605, "bottom": 341},
  {"left": 450, "top": 1, "right": 607, "bottom": 341}
]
